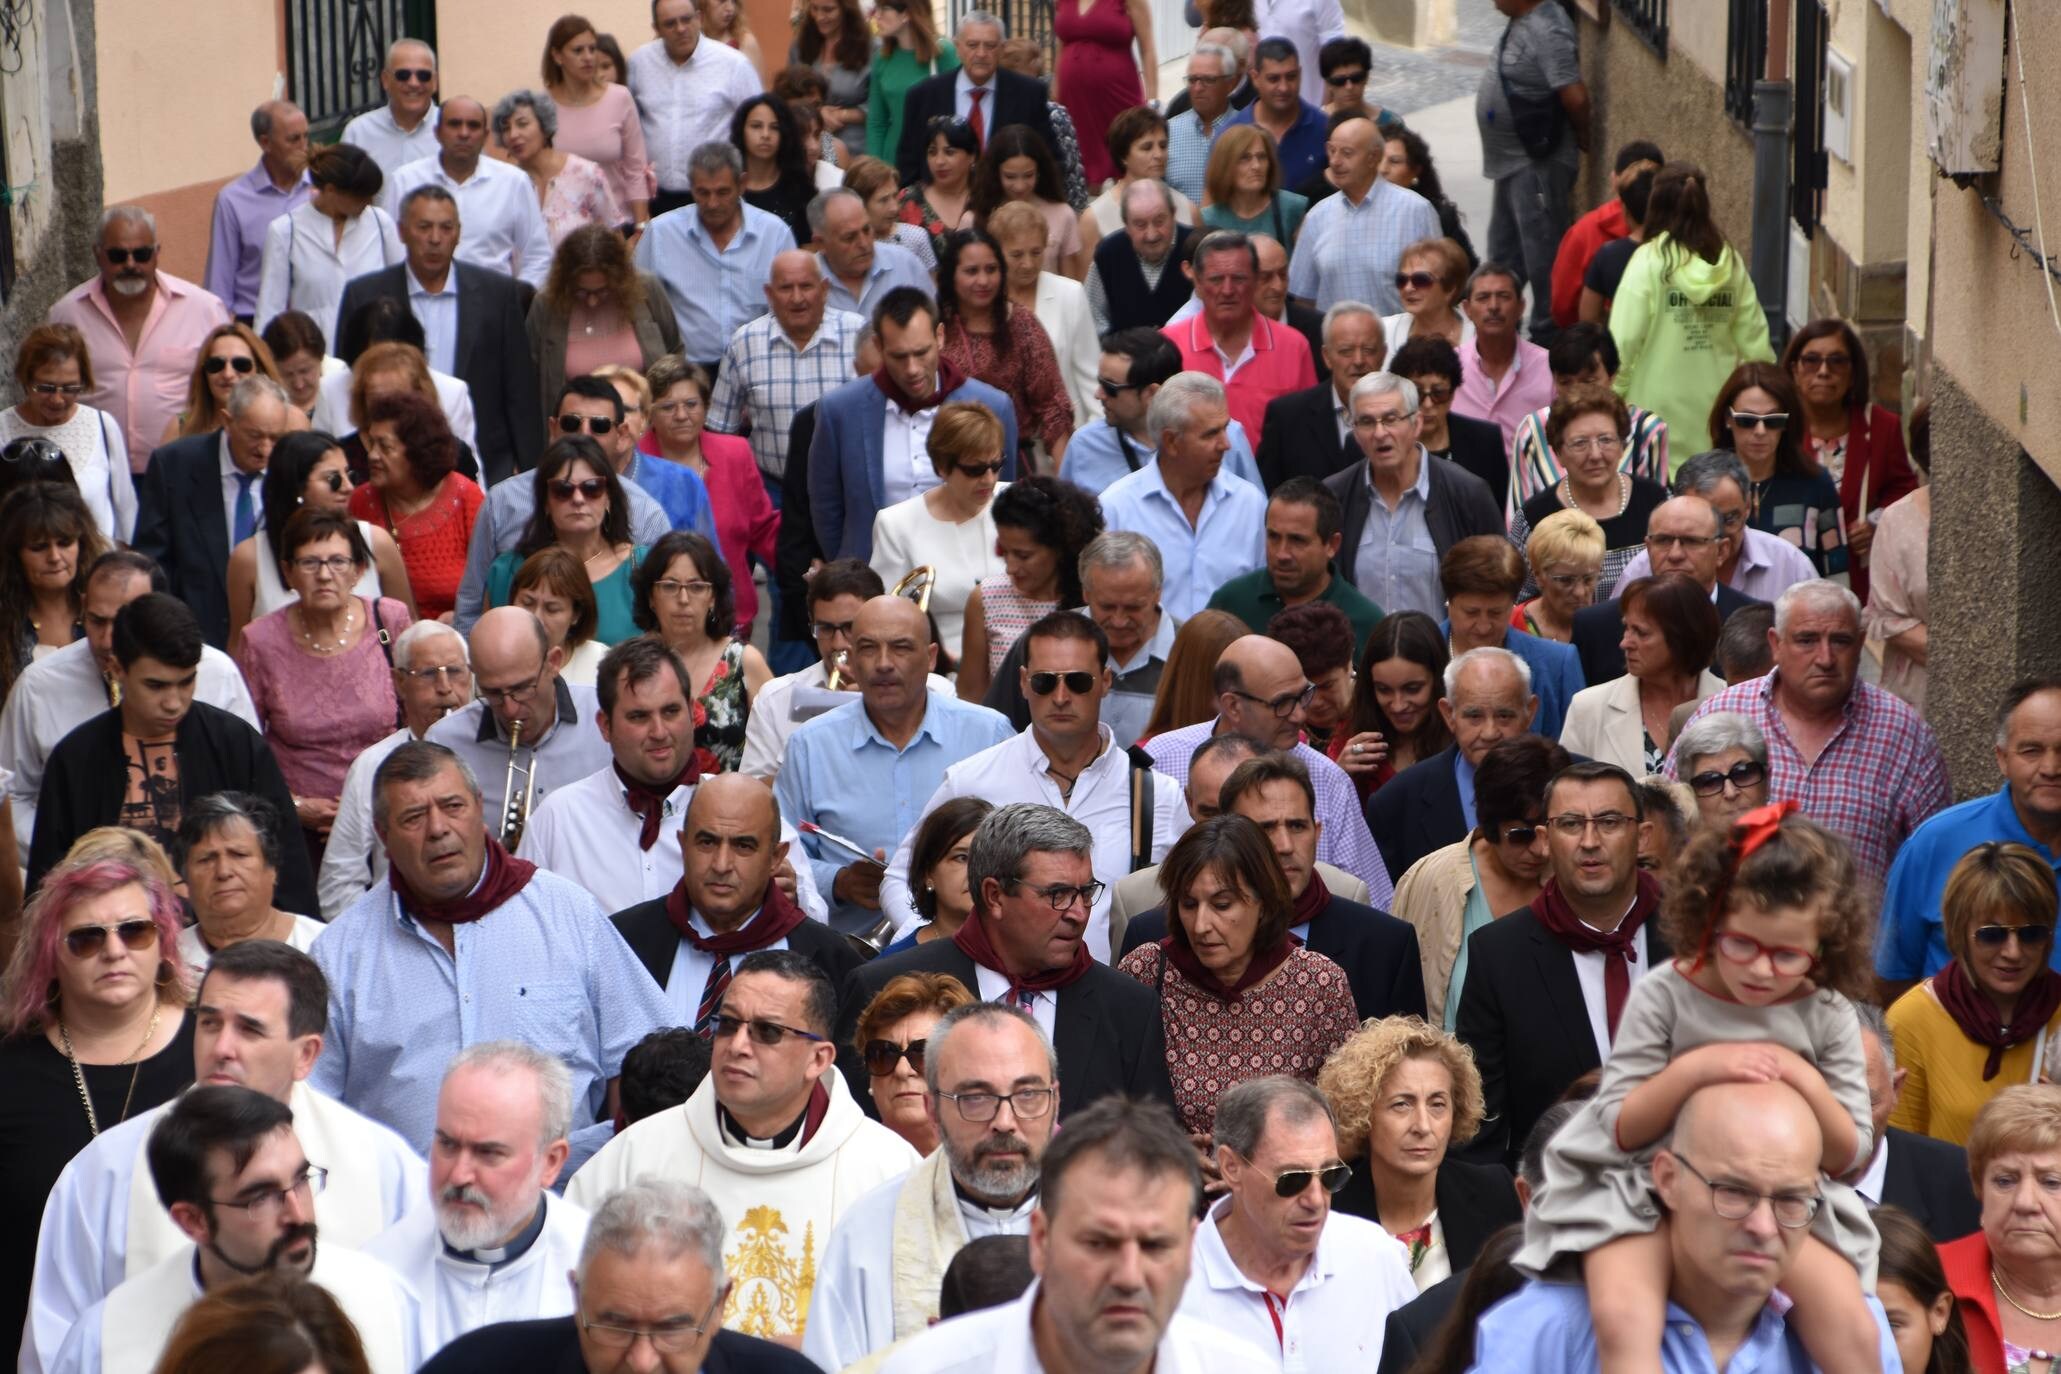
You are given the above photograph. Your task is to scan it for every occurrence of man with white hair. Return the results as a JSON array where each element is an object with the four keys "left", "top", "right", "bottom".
[
  {"left": 1256, "top": 300, "right": 1385, "bottom": 488},
  {"left": 341, "top": 39, "right": 441, "bottom": 175},
  {"left": 708, "top": 247, "right": 869, "bottom": 488},
  {"left": 1085, "top": 180, "right": 1198, "bottom": 333},
  {"left": 1321, "top": 372, "right": 1502, "bottom": 617},
  {"left": 812, "top": 191, "right": 933, "bottom": 321},
  {"left": 1097, "top": 372, "right": 1265, "bottom": 621},
  {"left": 892, "top": 12, "right": 1059, "bottom": 182},
  {"left": 368, "top": 1042, "right": 592, "bottom": 1362},
  {"left": 1672, "top": 579, "right": 1948, "bottom": 885},
  {"left": 1166, "top": 45, "right": 1240, "bottom": 203}
]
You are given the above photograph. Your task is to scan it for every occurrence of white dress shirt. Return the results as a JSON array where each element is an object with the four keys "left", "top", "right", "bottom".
[
  {"left": 365, "top": 1191, "right": 590, "bottom": 1361},
  {"left": 1569, "top": 898, "right": 1656, "bottom": 1061},
  {"left": 879, "top": 1281, "right": 1274, "bottom": 1374},
  {"left": 626, "top": 37, "right": 763, "bottom": 192},
  {"left": 341, "top": 103, "right": 441, "bottom": 176},
  {"left": 1855, "top": 1133, "right": 1890, "bottom": 1206},
  {"left": 662, "top": 905, "right": 796, "bottom": 1027},
  {"left": 318, "top": 727, "right": 413, "bottom": 918},
  {"left": 880, "top": 401, "right": 941, "bottom": 507},
  {"left": 254, "top": 201, "right": 404, "bottom": 341},
  {"left": 406, "top": 265, "right": 461, "bottom": 376},
  {"left": 954, "top": 70, "right": 995, "bottom": 131},
  {"left": 1255, "top": 0, "right": 1349, "bottom": 108},
  {"left": 384, "top": 157, "right": 552, "bottom": 286},
  {"left": 312, "top": 362, "right": 477, "bottom": 449},
  {"left": 973, "top": 964, "right": 1058, "bottom": 1042}
]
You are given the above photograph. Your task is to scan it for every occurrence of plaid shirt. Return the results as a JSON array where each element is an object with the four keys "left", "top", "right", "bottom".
[
  {"left": 707, "top": 309, "right": 867, "bottom": 483},
  {"left": 1287, "top": 178, "right": 1443, "bottom": 314},
  {"left": 1669, "top": 671, "right": 1949, "bottom": 884}
]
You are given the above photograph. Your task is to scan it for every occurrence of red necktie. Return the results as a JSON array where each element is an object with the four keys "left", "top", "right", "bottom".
[
  {"left": 967, "top": 88, "right": 987, "bottom": 147},
  {"left": 695, "top": 956, "right": 732, "bottom": 1035}
]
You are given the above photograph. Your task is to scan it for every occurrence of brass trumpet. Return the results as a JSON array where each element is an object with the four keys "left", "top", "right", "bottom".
[
  {"left": 826, "top": 565, "right": 936, "bottom": 690},
  {"left": 501, "top": 717, "right": 539, "bottom": 849}
]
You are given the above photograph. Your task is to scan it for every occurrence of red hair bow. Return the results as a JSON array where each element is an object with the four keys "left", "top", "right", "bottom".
[{"left": 1694, "top": 800, "right": 1800, "bottom": 967}]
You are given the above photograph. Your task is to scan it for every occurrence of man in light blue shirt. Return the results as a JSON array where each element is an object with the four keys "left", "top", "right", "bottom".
[
  {"left": 308, "top": 740, "right": 672, "bottom": 1152},
  {"left": 1097, "top": 372, "right": 1265, "bottom": 621},
  {"left": 1471, "top": 1079, "right": 1900, "bottom": 1374},
  {"left": 1060, "top": 326, "right": 1262, "bottom": 494},
  {"left": 636, "top": 142, "right": 796, "bottom": 366},
  {"left": 814, "top": 190, "right": 934, "bottom": 322},
  {"left": 778, "top": 595, "right": 1013, "bottom": 933},
  {"left": 1167, "top": 44, "right": 1239, "bottom": 204}
]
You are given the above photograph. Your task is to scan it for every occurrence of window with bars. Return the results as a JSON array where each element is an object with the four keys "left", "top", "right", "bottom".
[
  {"left": 1609, "top": 0, "right": 1668, "bottom": 56},
  {"left": 286, "top": 0, "right": 438, "bottom": 139},
  {"left": 1724, "top": 0, "right": 1768, "bottom": 128}
]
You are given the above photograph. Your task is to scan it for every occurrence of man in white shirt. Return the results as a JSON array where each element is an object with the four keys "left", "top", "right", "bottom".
[
  {"left": 366, "top": 1042, "right": 591, "bottom": 1363},
  {"left": 1254, "top": 0, "right": 1346, "bottom": 106},
  {"left": 1181, "top": 1077, "right": 1417, "bottom": 1370},
  {"left": 340, "top": 39, "right": 440, "bottom": 175},
  {"left": 318, "top": 620, "right": 471, "bottom": 918},
  {"left": 23, "top": 941, "right": 423, "bottom": 1374},
  {"left": 882, "top": 613, "right": 1187, "bottom": 960},
  {"left": 385, "top": 98, "right": 551, "bottom": 286},
  {"left": 628, "top": 0, "right": 764, "bottom": 215},
  {"left": 879, "top": 1097, "right": 1273, "bottom": 1374},
  {"left": 0, "top": 550, "right": 254, "bottom": 854},
  {"left": 807, "top": 1002, "right": 1056, "bottom": 1371}
]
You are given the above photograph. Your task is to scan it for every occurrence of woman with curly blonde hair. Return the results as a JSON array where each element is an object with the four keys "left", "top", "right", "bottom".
[{"left": 1317, "top": 1014, "right": 1517, "bottom": 1289}]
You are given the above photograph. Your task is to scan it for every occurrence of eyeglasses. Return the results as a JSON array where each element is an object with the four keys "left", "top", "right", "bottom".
[
  {"left": 1393, "top": 271, "right": 1439, "bottom": 291},
  {"left": 203, "top": 355, "right": 257, "bottom": 376},
  {"left": 1688, "top": 760, "right": 1766, "bottom": 796},
  {"left": 291, "top": 554, "right": 357, "bottom": 578},
  {"left": 548, "top": 477, "right": 609, "bottom": 501},
  {"left": 557, "top": 414, "right": 617, "bottom": 435},
  {"left": 1028, "top": 670, "right": 1097, "bottom": 696},
  {"left": 652, "top": 577, "right": 712, "bottom": 601},
  {"left": 1351, "top": 412, "right": 1415, "bottom": 433},
  {"left": 1729, "top": 410, "right": 1790, "bottom": 432},
  {"left": 29, "top": 382, "right": 82, "bottom": 398},
  {"left": 1547, "top": 811, "right": 1634, "bottom": 838},
  {"left": 954, "top": 460, "right": 1005, "bottom": 477},
  {"left": 1250, "top": 1158, "right": 1353, "bottom": 1198},
  {"left": 477, "top": 665, "right": 548, "bottom": 706},
  {"left": 811, "top": 618, "right": 857, "bottom": 640},
  {"left": 391, "top": 67, "right": 436, "bottom": 84},
  {"left": 1796, "top": 352, "right": 1851, "bottom": 371},
  {"left": 579, "top": 1286, "right": 728, "bottom": 1353},
  {"left": 936, "top": 1086, "right": 1056, "bottom": 1122},
  {"left": 1713, "top": 930, "right": 1818, "bottom": 976},
  {"left": 1326, "top": 69, "right": 1369, "bottom": 87},
  {"left": 1229, "top": 682, "right": 1317, "bottom": 718},
  {"left": 1671, "top": 1153, "right": 1820, "bottom": 1228},
  {"left": 103, "top": 245, "right": 157, "bottom": 265},
  {"left": 862, "top": 1038, "right": 928, "bottom": 1075},
  {"left": 1004, "top": 878, "right": 1106, "bottom": 914},
  {"left": 63, "top": 918, "right": 159, "bottom": 959},
  {"left": 1561, "top": 435, "right": 1624, "bottom": 456},
  {"left": 211, "top": 1165, "right": 328, "bottom": 1220},
  {"left": 1415, "top": 382, "right": 1454, "bottom": 403},
  {"left": 1974, "top": 924, "right": 2054, "bottom": 948},
  {"left": 1543, "top": 571, "right": 1600, "bottom": 594},
  {"left": 707, "top": 1014, "right": 826, "bottom": 1046},
  {"left": 398, "top": 663, "right": 468, "bottom": 685},
  {"left": 1645, "top": 532, "right": 1717, "bottom": 551},
  {"left": 1494, "top": 821, "right": 1542, "bottom": 846}
]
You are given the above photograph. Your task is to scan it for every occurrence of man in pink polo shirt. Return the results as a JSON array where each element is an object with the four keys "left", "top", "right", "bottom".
[
  {"left": 48, "top": 206, "right": 231, "bottom": 472},
  {"left": 1163, "top": 229, "right": 1316, "bottom": 444},
  {"left": 1451, "top": 260, "right": 1553, "bottom": 452}
]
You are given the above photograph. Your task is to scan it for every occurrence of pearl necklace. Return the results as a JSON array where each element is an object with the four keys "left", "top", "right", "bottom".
[
  {"left": 294, "top": 601, "right": 357, "bottom": 654},
  {"left": 1560, "top": 471, "right": 1631, "bottom": 520}
]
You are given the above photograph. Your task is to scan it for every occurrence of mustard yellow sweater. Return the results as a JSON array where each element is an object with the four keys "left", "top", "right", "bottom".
[{"left": 1886, "top": 980, "right": 2061, "bottom": 1146}]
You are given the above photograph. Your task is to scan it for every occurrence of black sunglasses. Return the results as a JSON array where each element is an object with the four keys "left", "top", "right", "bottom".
[
  {"left": 314, "top": 470, "right": 347, "bottom": 494},
  {"left": 1495, "top": 821, "right": 1542, "bottom": 846},
  {"left": 862, "top": 1038, "right": 927, "bottom": 1076},
  {"left": 707, "top": 1014, "right": 826, "bottom": 1046},
  {"left": 1393, "top": 271, "right": 1439, "bottom": 291},
  {"left": 1326, "top": 69, "right": 1369, "bottom": 86},
  {"left": 1974, "top": 924, "right": 2054, "bottom": 947},
  {"left": 104, "top": 246, "right": 157, "bottom": 266},
  {"left": 557, "top": 414, "right": 616, "bottom": 434},
  {"left": 1688, "top": 760, "right": 1767, "bottom": 796},
  {"left": 1267, "top": 1162, "right": 1353, "bottom": 1198},
  {"left": 391, "top": 67, "right": 435, "bottom": 83},
  {"left": 1028, "top": 670, "right": 1097, "bottom": 696},
  {"left": 955, "top": 460, "right": 1004, "bottom": 477},
  {"left": 203, "top": 355, "right": 257, "bottom": 376},
  {"left": 64, "top": 919, "right": 160, "bottom": 959},
  {"left": 548, "top": 478, "right": 608, "bottom": 501}
]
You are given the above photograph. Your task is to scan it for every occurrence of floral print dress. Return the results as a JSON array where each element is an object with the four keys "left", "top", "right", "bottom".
[{"left": 693, "top": 640, "right": 750, "bottom": 772}]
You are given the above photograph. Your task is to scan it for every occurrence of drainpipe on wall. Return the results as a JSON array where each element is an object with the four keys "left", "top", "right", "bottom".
[{"left": 1750, "top": 0, "right": 1793, "bottom": 349}]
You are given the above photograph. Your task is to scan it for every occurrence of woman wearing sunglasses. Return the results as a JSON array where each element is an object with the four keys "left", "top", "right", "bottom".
[
  {"left": 346, "top": 388, "right": 485, "bottom": 621},
  {"left": 1317, "top": 1014, "right": 1517, "bottom": 1292},
  {"left": 228, "top": 430, "right": 415, "bottom": 653},
  {"left": 954, "top": 473, "right": 1102, "bottom": 704},
  {"left": 2, "top": 325, "right": 137, "bottom": 542},
  {"left": 631, "top": 531, "right": 772, "bottom": 772},
  {"left": 870, "top": 402, "right": 1008, "bottom": 657},
  {"left": 640, "top": 355, "right": 776, "bottom": 639},
  {"left": 1888, "top": 843, "right": 2061, "bottom": 1148},
  {"left": 1672, "top": 710, "right": 1770, "bottom": 831},
  {"left": 1709, "top": 360, "right": 1845, "bottom": 577},
  {"left": 487, "top": 436, "right": 644, "bottom": 646},
  {"left": 851, "top": 971, "right": 975, "bottom": 1153},
  {"left": 166, "top": 323, "right": 287, "bottom": 446},
  {"left": 1118, "top": 816, "right": 1359, "bottom": 1143},
  {"left": 1378, "top": 236, "right": 1472, "bottom": 360}
]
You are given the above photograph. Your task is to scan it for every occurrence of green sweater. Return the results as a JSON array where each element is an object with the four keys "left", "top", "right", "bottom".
[
  {"left": 1206, "top": 566, "right": 1385, "bottom": 655},
  {"left": 867, "top": 40, "right": 959, "bottom": 168}
]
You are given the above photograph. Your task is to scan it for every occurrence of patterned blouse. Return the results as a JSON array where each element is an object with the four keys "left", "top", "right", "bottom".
[
  {"left": 974, "top": 573, "right": 1057, "bottom": 678},
  {"left": 693, "top": 639, "right": 750, "bottom": 772},
  {"left": 1750, "top": 467, "right": 1848, "bottom": 576},
  {"left": 347, "top": 472, "right": 485, "bottom": 621},
  {"left": 1116, "top": 942, "right": 1361, "bottom": 1136},
  {"left": 939, "top": 309, "right": 1075, "bottom": 462},
  {"left": 897, "top": 184, "right": 960, "bottom": 265},
  {"left": 539, "top": 153, "right": 626, "bottom": 246},
  {"left": 1507, "top": 402, "right": 1670, "bottom": 524}
]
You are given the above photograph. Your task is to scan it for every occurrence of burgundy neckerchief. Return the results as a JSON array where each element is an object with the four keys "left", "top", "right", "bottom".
[
  {"left": 389, "top": 837, "right": 537, "bottom": 925},
  {"left": 1290, "top": 868, "right": 1330, "bottom": 938},
  {"left": 1160, "top": 929, "right": 1294, "bottom": 1003},
  {"left": 615, "top": 752, "right": 714, "bottom": 851},
  {"left": 663, "top": 874, "right": 811, "bottom": 954},
  {"left": 1935, "top": 959, "right": 2061, "bottom": 1081},
  {"left": 873, "top": 358, "right": 969, "bottom": 416},
  {"left": 952, "top": 911, "right": 1093, "bottom": 1000},
  {"left": 1530, "top": 870, "right": 1664, "bottom": 1041}
]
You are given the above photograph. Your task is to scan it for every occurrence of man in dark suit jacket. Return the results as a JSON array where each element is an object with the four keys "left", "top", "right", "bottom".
[
  {"left": 132, "top": 377, "right": 294, "bottom": 649},
  {"left": 893, "top": 15, "right": 1058, "bottom": 185},
  {"left": 1855, "top": 1009, "right": 1982, "bottom": 1242},
  {"left": 1256, "top": 301, "right": 1387, "bottom": 491},
  {"left": 334, "top": 184, "right": 542, "bottom": 484},
  {"left": 834, "top": 803, "right": 1174, "bottom": 1119},
  {"left": 1571, "top": 494, "right": 1763, "bottom": 685}
]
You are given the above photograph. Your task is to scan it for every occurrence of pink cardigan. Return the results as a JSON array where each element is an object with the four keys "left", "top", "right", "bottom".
[{"left": 638, "top": 431, "right": 779, "bottom": 630}]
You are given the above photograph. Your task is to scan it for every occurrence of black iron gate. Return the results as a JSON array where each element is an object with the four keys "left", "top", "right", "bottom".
[
  {"left": 287, "top": 0, "right": 439, "bottom": 139},
  {"left": 1790, "top": 0, "right": 1827, "bottom": 235},
  {"left": 1723, "top": 0, "right": 1766, "bottom": 128}
]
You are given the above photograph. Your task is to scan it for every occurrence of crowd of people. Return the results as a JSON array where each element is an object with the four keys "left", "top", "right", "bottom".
[{"left": 0, "top": 0, "right": 2013, "bottom": 1370}]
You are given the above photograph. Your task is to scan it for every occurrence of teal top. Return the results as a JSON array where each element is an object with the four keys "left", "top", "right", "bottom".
[
  {"left": 1200, "top": 190, "right": 1310, "bottom": 247},
  {"left": 867, "top": 40, "right": 960, "bottom": 167},
  {"left": 1442, "top": 845, "right": 1497, "bottom": 1031},
  {"left": 486, "top": 544, "right": 648, "bottom": 648}
]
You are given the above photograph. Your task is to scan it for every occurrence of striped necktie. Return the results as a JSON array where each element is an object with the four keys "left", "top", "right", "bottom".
[{"left": 695, "top": 956, "right": 733, "bottom": 1034}]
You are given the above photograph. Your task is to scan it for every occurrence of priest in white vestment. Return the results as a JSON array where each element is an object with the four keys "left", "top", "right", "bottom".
[
  {"left": 566, "top": 950, "right": 919, "bottom": 1343},
  {"left": 24, "top": 940, "right": 424, "bottom": 1374},
  {"left": 48, "top": 1085, "right": 419, "bottom": 1374},
  {"left": 804, "top": 1003, "right": 1057, "bottom": 1372}
]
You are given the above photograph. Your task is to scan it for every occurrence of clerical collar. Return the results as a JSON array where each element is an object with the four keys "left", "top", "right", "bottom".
[
  {"left": 953, "top": 1177, "right": 1037, "bottom": 1220},
  {"left": 717, "top": 1101, "right": 806, "bottom": 1151},
  {"left": 442, "top": 1194, "right": 550, "bottom": 1269}
]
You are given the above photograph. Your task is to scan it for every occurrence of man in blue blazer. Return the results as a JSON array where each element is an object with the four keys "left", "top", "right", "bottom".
[{"left": 808, "top": 287, "right": 1018, "bottom": 563}]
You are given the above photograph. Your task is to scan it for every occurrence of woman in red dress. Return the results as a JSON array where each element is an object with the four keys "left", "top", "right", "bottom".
[{"left": 1052, "top": 0, "right": 1156, "bottom": 188}]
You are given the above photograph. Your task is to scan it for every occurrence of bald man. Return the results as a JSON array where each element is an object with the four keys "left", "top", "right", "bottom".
[
  {"left": 385, "top": 95, "right": 551, "bottom": 285},
  {"left": 1144, "top": 634, "right": 1393, "bottom": 905},
  {"left": 207, "top": 100, "right": 311, "bottom": 318},
  {"left": 425, "top": 605, "right": 610, "bottom": 847},
  {"left": 778, "top": 596, "right": 1014, "bottom": 933},
  {"left": 341, "top": 38, "right": 441, "bottom": 174},
  {"left": 1476, "top": 1080, "right": 1896, "bottom": 1372},
  {"left": 1573, "top": 493, "right": 1764, "bottom": 685}
]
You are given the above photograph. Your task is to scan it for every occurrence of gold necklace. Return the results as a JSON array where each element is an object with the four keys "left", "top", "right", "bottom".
[
  {"left": 58, "top": 1003, "right": 162, "bottom": 1137},
  {"left": 1995, "top": 1267, "right": 2061, "bottom": 1322}
]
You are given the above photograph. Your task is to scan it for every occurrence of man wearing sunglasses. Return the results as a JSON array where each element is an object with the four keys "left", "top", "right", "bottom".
[
  {"left": 1057, "top": 327, "right": 1263, "bottom": 496},
  {"left": 806, "top": 1001, "right": 1057, "bottom": 1369},
  {"left": 340, "top": 39, "right": 441, "bottom": 176},
  {"left": 205, "top": 101, "right": 312, "bottom": 323},
  {"left": 50, "top": 205, "right": 232, "bottom": 470},
  {"left": 567, "top": 951, "right": 918, "bottom": 1346}
]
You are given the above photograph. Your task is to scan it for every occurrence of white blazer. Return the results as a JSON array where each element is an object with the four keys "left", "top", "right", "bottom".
[
  {"left": 1034, "top": 272, "right": 1105, "bottom": 429},
  {"left": 255, "top": 200, "right": 405, "bottom": 343},
  {"left": 1558, "top": 669, "right": 1726, "bottom": 777}
]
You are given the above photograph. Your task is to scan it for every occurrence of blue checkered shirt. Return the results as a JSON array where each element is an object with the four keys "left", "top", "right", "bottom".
[
  {"left": 1287, "top": 179, "right": 1443, "bottom": 314},
  {"left": 708, "top": 309, "right": 869, "bottom": 483},
  {"left": 1165, "top": 108, "right": 1233, "bottom": 205}
]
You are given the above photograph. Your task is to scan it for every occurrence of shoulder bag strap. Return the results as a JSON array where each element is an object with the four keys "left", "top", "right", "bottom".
[
  {"left": 367, "top": 596, "right": 403, "bottom": 728},
  {"left": 1128, "top": 765, "right": 1153, "bottom": 873}
]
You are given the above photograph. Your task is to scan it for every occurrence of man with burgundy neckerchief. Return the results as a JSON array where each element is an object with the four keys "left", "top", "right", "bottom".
[
  {"left": 307, "top": 741, "right": 671, "bottom": 1154},
  {"left": 610, "top": 772, "right": 862, "bottom": 1031},
  {"left": 1453, "top": 761, "right": 1669, "bottom": 1167},
  {"left": 833, "top": 802, "right": 1175, "bottom": 1119}
]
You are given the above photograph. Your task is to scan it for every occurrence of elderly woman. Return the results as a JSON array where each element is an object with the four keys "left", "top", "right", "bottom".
[
  {"left": 1507, "top": 386, "right": 1669, "bottom": 598},
  {"left": 526, "top": 225, "right": 680, "bottom": 423},
  {"left": 234, "top": 509, "right": 412, "bottom": 848},
  {"left": 1671, "top": 710, "right": 1771, "bottom": 830},
  {"left": 3, "top": 324, "right": 136, "bottom": 540},
  {"left": 640, "top": 356, "right": 776, "bottom": 637},
  {"left": 174, "top": 793, "right": 326, "bottom": 966},
  {"left": 0, "top": 853, "right": 193, "bottom": 1348},
  {"left": 956, "top": 474, "right": 1104, "bottom": 703},
  {"left": 167, "top": 323, "right": 284, "bottom": 445},
  {"left": 880, "top": 798, "right": 994, "bottom": 955},
  {"left": 540, "top": 15, "right": 651, "bottom": 225},
  {"left": 1889, "top": 844, "right": 2061, "bottom": 1149},
  {"left": 1380, "top": 236, "right": 1472, "bottom": 357},
  {"left": 844, "top": 155, "right": 939, "bottom": 269},
  {"left": 1509, "top": 324, "right": 1670, "bottom": 520},
  {"left": 870, "top": 401, "right": 1007, "bottom": 655},
  {"left": 1865, "top": 402, "right": 1931, "bottom": 712},
  {"left": 1939, "top": 1085, "right": 2061, "bottom": 1374},
  {"left": 1513, "top": 508, "right": 1604, "bottom": 642},
  {"left": 487, "top": 436, "right": 643, "bottom": 645},
  {"left": 1117, "top": 815, "right": 1359, "bottom": 1138},
  {"left": 1784, "top": 317, "right": 1920, "bottom": 603},
  {"left": 494, "top": 89, "right": 625, "bottom": 246},
  {"left": 346, "top": 388, "right": 483, "bottom": 620},
  {"left": 508, "top": 547, "right": 606, "bottom": 686},
  {"left": 1391, "top": 735, "right": 1568, "bottom": 1027},
  {"left": 254, "top": 143, "right": 401, "bottom": 340},
  {"left": 0, "top": 483, "right": 103, "bottom": 703},
  {"left": 1334, "top": 610, "right": 1451, "bottom": 800},
  {"left": 1317, "top": 1014, "right": 1521, "bottom": 1290},
  {"left": 1079, "top": 107, "right": 1198, "bottom": 245},
  {"left": 1201, "top": 125, "right": 1308, "bottom": 247},
  {"left": 850, "top": 972, "right": 976, "bottom": 1154},
  {"left": 1713, "top": 360, "right": 1846, "bottom": 575},
  {"left": 991, "top": 202, "right": 1102, "bottom": 428},
  {"left": 1558, "top": 572, "right": 1722, "bottom": 776},
  {"left": 631, "top": 531, "right": 772, "bottom": 772}
]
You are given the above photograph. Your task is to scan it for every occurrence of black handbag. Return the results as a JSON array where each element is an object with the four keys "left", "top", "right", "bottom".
[{"left": 1496, "top": 26, "right": 1566, "bottom": 161}]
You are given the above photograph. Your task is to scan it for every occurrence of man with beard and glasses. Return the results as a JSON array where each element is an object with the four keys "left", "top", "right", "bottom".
[
  {"left": 366, "top": 1042, "right": 591, "bottom": 1363},
  {"left": 806, "top": 1002, "right": 1058, "bottom": 1370},
  {"left": 50, "top": 1086, "right": 417, "bottom": 1374}
]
